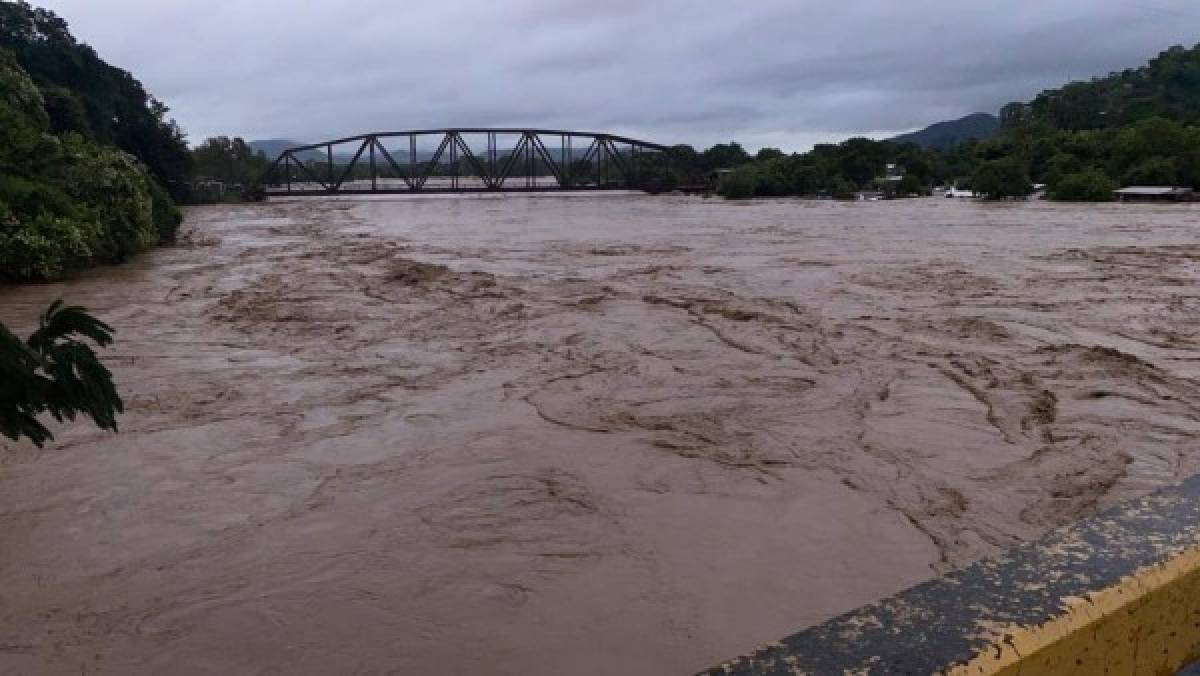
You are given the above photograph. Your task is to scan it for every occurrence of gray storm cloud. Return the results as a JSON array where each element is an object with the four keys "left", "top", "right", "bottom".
[{"left": 37, "top": 0, "right": 1200, "bottom": 150}]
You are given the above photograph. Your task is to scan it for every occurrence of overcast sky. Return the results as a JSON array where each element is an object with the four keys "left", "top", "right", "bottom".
[{"left": 36, "top": 0, "right": 1200, "bottom": 151}]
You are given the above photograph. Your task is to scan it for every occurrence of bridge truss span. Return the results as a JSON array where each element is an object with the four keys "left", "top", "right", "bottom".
[{"left": 253, "top": 128, "right": 672, "bottom": 197}]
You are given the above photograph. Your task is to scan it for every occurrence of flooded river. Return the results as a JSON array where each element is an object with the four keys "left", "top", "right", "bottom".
[{"left": 2, "top": 195, "right": 1200, "bottom": 674}]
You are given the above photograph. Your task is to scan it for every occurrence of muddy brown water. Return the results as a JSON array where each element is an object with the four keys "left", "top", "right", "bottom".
[{"left": 2, "top": 195, "right": 1200, "bottom": 674}]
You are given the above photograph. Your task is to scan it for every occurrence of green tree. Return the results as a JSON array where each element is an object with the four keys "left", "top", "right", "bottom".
[
  {"left": 1050, "top": 169, "right": 1117, "bottom": 201},
  {"left": 717, "top": 168, "right": 755, "bottom": 199},
  {"left": 189, "top": 136, "right": 272, "bottom": 201},
  {"left": 0, "top": 48, "right": 178, "bottom": 280},
  {"left": 972, "top": 157, "right": 1033, "bottom": 199},
  {"left": 0, "top": 1, "right": 192, "bottom": 196},
  {"left": 896, "top": 174, "right": 928, "bottom": 197},
  {"left": 756, "top": 147, "right": 785, "bottom": 162},
  {"left": 1121, "top": 156, "right": 1179, "bottom": 186},
  {"left": 788, "top": 164, "right": 822, "bottom": 195},
  {"left": 702, "top": 142, "right": 751, "bottom": 170},
  {"left": 1040, "top": 152, "right": 1084, "bottom": 186}
]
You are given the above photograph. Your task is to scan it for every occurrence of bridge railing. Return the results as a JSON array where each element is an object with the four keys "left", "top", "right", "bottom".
[
  {"left": 250, "top": 129, "right": 673, "bottom": 197},
  {"left": 704, "top": 473, "right": 1200, "bottom": 675}
]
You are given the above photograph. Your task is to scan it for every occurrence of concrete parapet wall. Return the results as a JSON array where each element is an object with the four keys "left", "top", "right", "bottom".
[{"left": 704, "top": 475, "right": 1200, "bottom": 675}]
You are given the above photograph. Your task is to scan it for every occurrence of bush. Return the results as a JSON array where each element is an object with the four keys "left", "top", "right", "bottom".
[
  {"left": 830, "top": 178, "right": 858, "bottom": 199},
  {"left": 59, "top": 136, "right": 158, "bottom": 263},
  {"left": 1121, "top": 156, "right": 1178, "bottom": 186},
  {"left": 895, "top": 174, "right": 928, "bottom": 197},
  {"left": 0, "top": 211, "right": 95, "bottom": 280},
  {"left": 717, "top": 169, "right": 756, "bottom": 199},
  {"left": 972, "top": 157, "right": 1033, "bottom": 199},
  {"left": 149, "top": 180, "right": 182, "bottom": 242},
  {"left": 1050, "top": 169, "right": 1118, "bottom": 201},
  {"left": 751, "top": 170, "right": 789, "bottom": 197}
]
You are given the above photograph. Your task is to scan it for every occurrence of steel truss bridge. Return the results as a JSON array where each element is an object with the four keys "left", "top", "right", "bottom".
[{"left": 253, "top": 128, "right": 671, "bottom": 197}]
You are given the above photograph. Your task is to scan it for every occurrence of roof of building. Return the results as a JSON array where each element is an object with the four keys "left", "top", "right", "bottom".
[{"left": 1114, "top": 186, "right": 1194, "bottom": 195}]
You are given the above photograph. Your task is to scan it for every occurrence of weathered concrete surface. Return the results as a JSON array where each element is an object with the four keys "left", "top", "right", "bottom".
[{"left": 705, "top": 473, "right": 1200, "bottom": 675}]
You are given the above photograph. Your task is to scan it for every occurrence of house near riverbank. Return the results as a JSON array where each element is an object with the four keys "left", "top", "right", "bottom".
[{"left": 1114, "top": 186, "right": 1195, "bottom": 203}]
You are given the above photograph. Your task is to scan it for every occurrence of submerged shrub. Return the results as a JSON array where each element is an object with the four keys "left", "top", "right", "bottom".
[
  {"left": 718, "top": 169, "right": 756, "bottom": 199},
  {"left": 1050, "top": 169, "right": 1118, "bottom": 202}
]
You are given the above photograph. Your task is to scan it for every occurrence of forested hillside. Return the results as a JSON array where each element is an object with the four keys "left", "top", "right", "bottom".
[
  {"left": 0, "top": 1, "right": 185, "bottom": 281},
  {"left": 0, "top": 1, "right": 190, "bottom": 194},
  {"left": 961, "top": 43, "right": 1200, "bottom": 200},
  {"left": 708, "top": 43, "right": 1200, "bottom": 201},
  {"left": 891, "top": 113, "right": 1000, "bottom": 149},
  {"left": 1022, "top": 44, "right": 1200, "bottom": 130}
]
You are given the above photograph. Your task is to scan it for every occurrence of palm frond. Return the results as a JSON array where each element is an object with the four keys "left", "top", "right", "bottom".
[
  {"left": 28, "top": 299, "right": 116, "bottom": 353},
  {"left": 1, "top": 301, "right": 122, "bottom": 447}
]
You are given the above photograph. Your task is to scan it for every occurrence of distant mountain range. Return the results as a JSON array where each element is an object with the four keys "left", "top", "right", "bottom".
[
  {"left": 248, "top": 139, "right": 313, "bottom": 161},
  {"left": 250, "top": 139, "right": 455, "bottom": 165},
  {"left": 890, "top": 113, "right": 1000, "bottom": 149}
]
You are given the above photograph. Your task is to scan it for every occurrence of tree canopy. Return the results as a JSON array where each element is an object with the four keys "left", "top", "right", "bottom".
[
  {"left": 0, "top": 0, "right": 191, "bottom": 196},
  {"left": 0, "top": 48, "right": 180, "bottom": 281},
  {"left": 0, "top": 2, "right": 184, "bottom": 282}
]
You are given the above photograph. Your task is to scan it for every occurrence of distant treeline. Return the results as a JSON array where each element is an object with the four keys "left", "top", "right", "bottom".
[
  {"left": 704, "top": 44, "right": 1200, "bottom": 201},
  {"left": 0, "top": 1, "right": 186, "bottom": 282}
]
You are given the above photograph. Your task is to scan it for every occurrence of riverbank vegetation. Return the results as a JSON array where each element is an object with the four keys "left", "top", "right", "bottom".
[
  {"left": 185, "top": 136, "right": 271, "bottom": 202},
  {"left": 0, "top": 1, "right": 187, "bottom": 282}
]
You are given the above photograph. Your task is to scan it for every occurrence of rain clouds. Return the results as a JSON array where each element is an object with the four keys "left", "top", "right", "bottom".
[{"left": 38, "top": 0, "right": 1200, "bottom": 150}]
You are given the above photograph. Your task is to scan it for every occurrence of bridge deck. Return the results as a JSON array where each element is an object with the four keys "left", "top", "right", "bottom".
[{"left": 262, "top": 186, "right": 632, "bottom": 197}]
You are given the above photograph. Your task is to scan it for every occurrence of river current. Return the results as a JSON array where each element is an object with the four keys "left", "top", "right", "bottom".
[{"left": 2, "top": 195, "right": 1199, "bottom": 674}]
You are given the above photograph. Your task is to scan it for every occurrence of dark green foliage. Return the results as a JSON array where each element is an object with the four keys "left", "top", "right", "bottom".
[
  {"left": 895, "top": 174, "right": 928, "bottom": 197},
  {"left": 838, "top": 152, "right": 877, "bottom": 187},
  {"left": 627, "top": 152, "right": 677, "bottom": 194},
  {"left": 148, "top": 179, "right": 182, "bottom": 242},
  {"left": 829, "top": 177, "right": 858, "bottom": 200},
  {"left": 1050, "top": 169, "right": 1117, "bottom": 202},
  {"left": 750, "top": 169, "right": 789, "bottom": 197},
  {"left": 190, "top": 136, "right": 270, "bottom": 188},
  {"left": 675, "top": 135, "right": 940, "bottom": 200},
  {"left": 969, "top": 45, "right": 1200, "bottom": 200},
  {"left": 702, "top": 142, "right": 752, "bottom": 170},
  {"left": 972, "top": 157, "right": 1033, "bottom": 199},
  {"left": 0, "top": 301, "right": 122, "bottom": 447},
  {"left": 0, "top": 37, "right": 180, "bottom": 280},
  {"left": 1122, "top": 156, "right": 1178, "bottom": 186},
  {"left": 0, "top": 1, "right": 191, "bottom": 195},
  {"left": 1026, "top": 45, "right": 1200, "bottom": 131},
  {"left": 717, "top": 169, "right": 755, "bottom": 199},
  {"left": 40, "top": 84, "right": 90, "bottom": 136}
]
